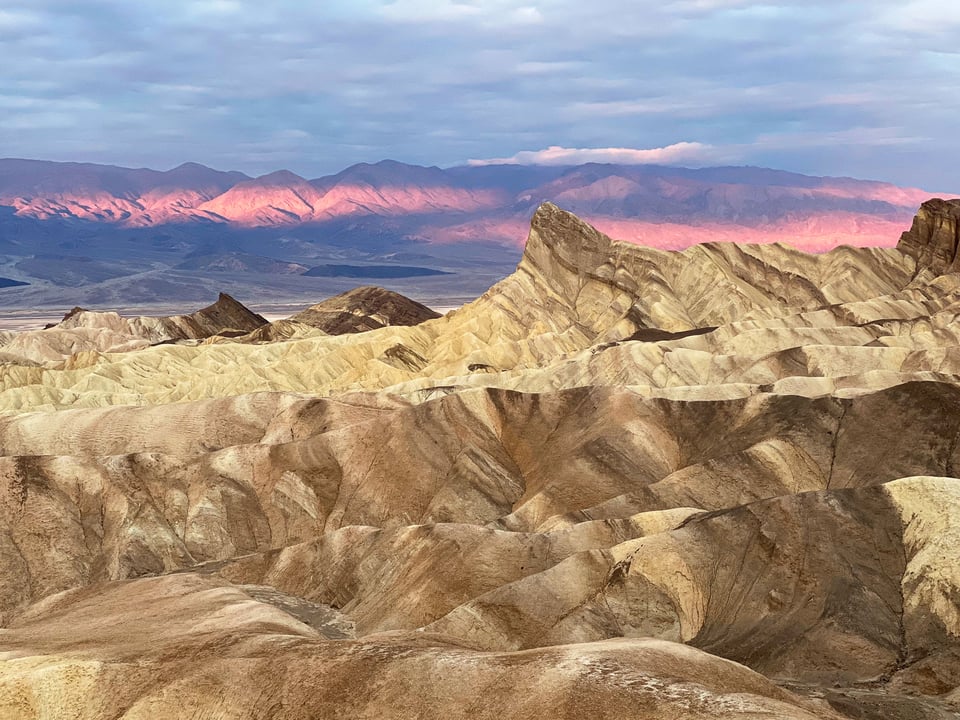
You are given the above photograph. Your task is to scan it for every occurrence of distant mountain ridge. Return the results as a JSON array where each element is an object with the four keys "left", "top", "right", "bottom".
[
  {"left": 0, "top": 157, "right": 945, "bottom": 252},
  {"left": 0, "top": 159, "right": 248, "bottom": 226}
]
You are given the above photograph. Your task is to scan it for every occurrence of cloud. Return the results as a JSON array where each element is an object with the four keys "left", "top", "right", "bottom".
[
  {"left": 184, "top": 0, "right": 243, "bottom": 18},
  {"left": 874, "top": 0, "right": 960, "bottom": 36},
  {"left": 667, "top": 0, "right": 755, "bottom": 13},
  {"left": 0, "top": 8, "right": 40, "bottom": 32},
  {"left": 0, "top": 0, "right": 957, "bottom": 189},
  {"left": 378, "top": 0, "right": 543, "bottom": 25},
  {"left": 468, "top": 142, "right": 719, "bottom": 166}
]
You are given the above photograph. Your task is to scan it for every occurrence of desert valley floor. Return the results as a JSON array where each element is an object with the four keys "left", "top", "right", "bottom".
[{"left": 2, "top": 201, "right": 960, "bottom": 718}]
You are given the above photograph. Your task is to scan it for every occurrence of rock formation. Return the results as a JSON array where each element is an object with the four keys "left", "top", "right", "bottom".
[
  {"left": 0, "top": 293, "right": 267, "bottom": 364},
  {"left": 51, "top": 291, "right": 268, "bottom": 339},
  {"left": 2, "top": 202, "right": 960, "bottom": 718},
  {"left": 897, "top": 198, "right": 960, "bottom": 276},
  {"left": 289, "top": 285, "right": 442, "bottom": 334}
]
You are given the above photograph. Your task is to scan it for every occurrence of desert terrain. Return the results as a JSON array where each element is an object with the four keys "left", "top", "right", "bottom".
[{"left": 1, "top": 200, "right": 960, "bottom": 718}]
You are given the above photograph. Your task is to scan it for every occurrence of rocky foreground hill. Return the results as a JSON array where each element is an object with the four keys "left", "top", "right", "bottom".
[{"left": 2, "top": 200, "right": 960, "bottom": 718}]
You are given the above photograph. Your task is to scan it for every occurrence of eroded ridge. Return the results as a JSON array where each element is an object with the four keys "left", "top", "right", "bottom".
[{"left": 2, "top": 202, "right": 960, "bottom": 719}]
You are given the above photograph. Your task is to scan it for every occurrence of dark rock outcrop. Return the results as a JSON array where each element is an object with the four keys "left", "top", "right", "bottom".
[
  {"left": 289, "top": 286, "right": 440, "bottom": 334},
  {"left": 897, "top": 198, "right": 960, "bottom": 275},
  {"left": 171, "top": 292, "right": 268, "bottom": 338}
]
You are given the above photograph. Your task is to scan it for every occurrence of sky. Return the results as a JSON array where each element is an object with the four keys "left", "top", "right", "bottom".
[{"left": 1, "top": 0, "right": 958, "bottom": 189}]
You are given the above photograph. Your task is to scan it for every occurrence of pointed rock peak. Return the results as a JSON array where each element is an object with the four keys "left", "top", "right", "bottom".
[
  {"left": 208, "top": 291, "right": 260, "bottom": 315},
  {"left": 290, "top": 286, "right": 440, "bottom": 334},
  {"left": 525, "top": 202, "right": 616, "bottom": 267},
  {"left": 530, "top": 201, "right": 608, "bottom": 239},
  {"left": 44, "top": 306, "right": 90, "bottom": 329},
  {"left": 187, "top": 293, "right": 267, "bottom": 332},
  {"left": 62, "top": 306, "right": 88, "bottom": 322},
  {"left": 897, "top": 198, "right": 960, "bottom": 276}
]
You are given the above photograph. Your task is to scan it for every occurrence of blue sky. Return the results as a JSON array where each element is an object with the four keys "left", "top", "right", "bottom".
[{"left": 1, "top": 0, "right": 958, "bottom": 189}]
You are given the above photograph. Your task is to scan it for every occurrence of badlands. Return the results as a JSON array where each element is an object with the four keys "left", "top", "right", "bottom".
[{"left": 2, "top": 200, "right": 960, "bottom": 718}]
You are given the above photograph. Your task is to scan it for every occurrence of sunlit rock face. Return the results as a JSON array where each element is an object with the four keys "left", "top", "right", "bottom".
[{"left": 1, "top": 202, "right": 960, "bottom": 719}]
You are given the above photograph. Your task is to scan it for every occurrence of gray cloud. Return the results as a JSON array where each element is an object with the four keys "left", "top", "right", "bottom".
[{"left": 0, "top": 0, "right": 957, "bottom": 190}]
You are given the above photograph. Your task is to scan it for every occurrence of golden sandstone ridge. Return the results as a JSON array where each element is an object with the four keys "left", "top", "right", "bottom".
[{"left": 2, "top": 201, "right": 960, "bottom": 718}]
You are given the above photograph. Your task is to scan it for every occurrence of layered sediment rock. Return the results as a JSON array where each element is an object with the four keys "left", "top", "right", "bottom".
[
  {"left": 897, "top": 198, "right": 960, "bottom": 276},
  {"left": 0, "top": 293, "right": 267, "bottom": 364},
  {"left": 2, "top": 201, "right": 960, "bottom": 719},
  {"left": 288, "top": 285, "right": 441, "bottom": 334}
]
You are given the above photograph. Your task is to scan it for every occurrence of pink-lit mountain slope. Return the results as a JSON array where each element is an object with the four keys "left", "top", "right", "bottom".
[
  {"left": 197, "top": 161, "right": 503, "bottom": 225},
  {"left": 0, "top": 159, "right": 248, "bottom": 226},
  {"left": 0, "top": 158, "right": 951, "bottom": 251},
  {"left": 196, "top": 170, "right": 325, "bottom": 226},
  {"left": 463, "top": 164, "right": 940, "bottom": 251}
]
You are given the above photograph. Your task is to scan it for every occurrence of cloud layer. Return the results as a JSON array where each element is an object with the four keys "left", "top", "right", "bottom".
[
  {"left": 1, "top": 1, "right": 958, "bottom": 189},
  {"left": 469, "top": 143, "right": 717, "bottom": 166}
]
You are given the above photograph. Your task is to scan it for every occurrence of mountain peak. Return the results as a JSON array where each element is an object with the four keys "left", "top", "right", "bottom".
[
  {"left": 170, "top": 161, "right": 210, "bottom": 171},
  {"left": 159, "top": 162, "right": 249, "bottom": 188},
  {"left": 527, "top": 201, "right": 617, "bottom": 262},
  {"left": 181, "top": 292, "right": 267, "bottom": 335},
  {"left": 316, "top": 159, "right": 447, "bottom": 189},
  {"left": 289, "top": 286, "right": 440, "bottom": 334},
  {"left": 251, "top": 169, "right": 308, "bottom": 186}
]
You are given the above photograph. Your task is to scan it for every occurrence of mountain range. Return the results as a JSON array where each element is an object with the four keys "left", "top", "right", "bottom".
[
  {"left": 1, "top": 157, "right": 938, "bottom": 245},
  {"left": 0, "top": 157, "right": 951, "bottom": 310}
]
